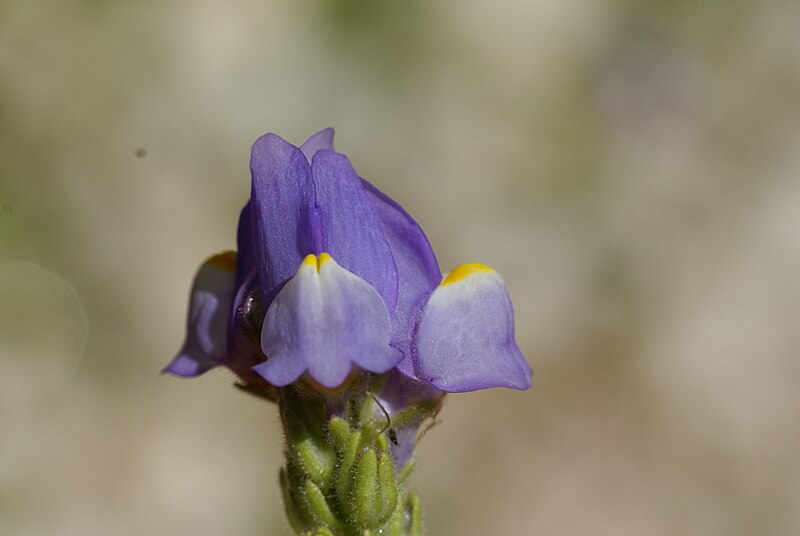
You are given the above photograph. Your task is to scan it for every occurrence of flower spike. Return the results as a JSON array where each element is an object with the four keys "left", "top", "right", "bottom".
[{"left": 165, "top": 129, "right": 533, "bottom": 536}]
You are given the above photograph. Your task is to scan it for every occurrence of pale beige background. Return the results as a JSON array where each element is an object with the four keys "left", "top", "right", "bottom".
[{"left": 2, "top": 1, "right": 800, "bottom": 535}]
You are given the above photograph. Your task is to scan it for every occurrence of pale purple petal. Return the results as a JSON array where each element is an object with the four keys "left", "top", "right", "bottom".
[
  {"left": 361, "top": 179, "right": 441, "bottom": 374},
  {"left": 164, "top": 252, "right": 237, "bottom": 378},
  {"left": 310, "top": 151, "right": 399, "bottom": 312},
  {"left": 299, "top": 127, "right": 335, "bottom": 162},
  {"left": 414, "top": 266, "right": 532, "bottom": 392},
  {"left": 249, "top": 134, "right": 316, "bottom": 304},
  {"left": 164, "top": 353, "right": 210, "bottom": 377},
  {"left": 255, "top": 254, "right": 402, "bottom": 388}
]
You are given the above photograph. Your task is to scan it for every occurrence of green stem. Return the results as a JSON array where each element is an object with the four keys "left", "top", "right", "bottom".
[{"left": 278, "top": 382, "right": 425, "bottom": 536}]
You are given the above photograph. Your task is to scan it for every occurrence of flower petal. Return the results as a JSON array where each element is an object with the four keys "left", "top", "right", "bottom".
[
  {"left": 235, "top": 201, "right": 254, "bottom": 288},
  {"left": 310, "top": 151, "right": 399, "bottom": 311},
  {"left": 255, "top": 253, "right": 402, "bottom": 388},
  {"left": 226, "top": 268, "right": 264, "bottom": 368},
  {"left": 164, "top": 252, "right": 237, "bottom": 377},
  {"left": 249, "top": 134, "right": 316, "bottom": 303},
  {"left": 300, "top": 127, "right": 335, "bottom": 162},
  {"left": 250, "top": 134, "right": 399, "bottom": 314},
  {"left": 361, "top": 180, "right": 441, "bottom": 374},
  {"left": 414, "top": 264, "right": 532, "bottom": 392}
]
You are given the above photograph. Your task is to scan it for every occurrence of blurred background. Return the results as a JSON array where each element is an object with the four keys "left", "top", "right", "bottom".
[{"left": 2, "top": 0, "right": 799, "bottom": 534}]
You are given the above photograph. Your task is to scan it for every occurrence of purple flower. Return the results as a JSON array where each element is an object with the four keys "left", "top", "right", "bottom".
[{"left": 165, "top": 129, "right": 531, "bottom": 393}]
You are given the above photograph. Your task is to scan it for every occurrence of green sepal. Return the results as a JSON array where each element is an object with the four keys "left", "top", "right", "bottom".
[
  {"left": 390, "top": 400, "right": 440, "bottom": 430},
  {"left": 375, "top": 431, "right": 389, "bottom": 452},
  {"left": 304, "top": 479, "right": 344, "bottom": 532},
  {"left": 336, "top": 430, "right": 362, "bottom": 509},
  {"left": 375, "top": 452, "right": 399, "bottom": 525},
  {"left": 383, "top": 496, "right": 405, "bottom": 536},
  {"left": 280, "top": 467, "right": 311, "bottom": 534},
  {"left": 283, "top": 403, "right": 337, "bottom": 490},
  {"left": 328, "top": 416, "right": 351, "bottom": 453},
  {"left": 408, "top": 493, "right": 423, "bottom": 536},
  {"left": 305, "top": 528, "right": 334, "bottom": 536},
  {"left": 353, "top": 448, "right": 378, "bottom": 528},
  {"left": 397, "top": 461, "right": 414, "bottom": 484},
  {"left": 382, "top": 512, "right": 402, "bottom": 535}
]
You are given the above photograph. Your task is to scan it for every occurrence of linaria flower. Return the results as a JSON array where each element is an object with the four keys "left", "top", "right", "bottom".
[{"left": 165, "top": 129, "right": 531, "bottom": 393}]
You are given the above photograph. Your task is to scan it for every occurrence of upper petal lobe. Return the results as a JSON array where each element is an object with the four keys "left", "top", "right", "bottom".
[
  {"left": 310, "top": 151, "right": 399, "bottom": 311},
  {"left": 361, "top": 179, "right": 441, "bottom": 375},
  {"left": 300, "top": 127, "right": 335, "bottom": 162},
  {"left": 250, "top": 134, "right": 316, "bottom": 304}
]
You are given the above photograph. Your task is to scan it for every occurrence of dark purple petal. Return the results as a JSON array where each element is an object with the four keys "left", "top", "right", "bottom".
[
  {"left": 361, "top": 180, "right": 441, "bottom": 372},
  {"left": 255, "top": 254, "right": 402, "bottom": 388},
  {"left": 164, "top": 252, "right": 237, "bottom": 378},
  {"left": 225, "top": 268, "right": 264, "bottom": 371},
  {"left": 414, "top": 265, "right": 532, "bottom": 392},
  {"left": 235, "top": 201, "right": 254, "bottom": 288},
  {"left": 310, "top": 151, "right": 399, "bottom": 311},
  {"left": 164, "top": 353, "right": 210, "bottom": 377},
  {"left": 299, "top": 127, "right": 335, "bottom": 162},
  {"left": 250, "top": 134, "right": 317, "bottom": 304}
]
